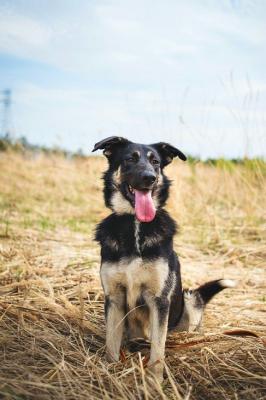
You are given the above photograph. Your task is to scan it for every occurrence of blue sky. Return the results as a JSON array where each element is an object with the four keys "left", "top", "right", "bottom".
[{"left": 0, "top": 0, "right": 265, "bottom": 158}]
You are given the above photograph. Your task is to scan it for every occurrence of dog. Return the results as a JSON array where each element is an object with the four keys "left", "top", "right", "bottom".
[{"left": 93, "top": 136, "right": 235, "bottom": 382}]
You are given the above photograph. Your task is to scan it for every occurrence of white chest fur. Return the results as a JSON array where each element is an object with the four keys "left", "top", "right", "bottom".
[{"left": 101, "top": 257, "right": 169, "bottom": 309}]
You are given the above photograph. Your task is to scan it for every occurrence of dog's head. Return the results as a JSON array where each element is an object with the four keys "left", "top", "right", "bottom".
[{"left": 92, "top": 136, "right": 186, "bottom": 222}]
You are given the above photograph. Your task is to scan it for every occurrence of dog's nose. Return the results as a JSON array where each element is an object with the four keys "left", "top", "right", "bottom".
[{"left": 142, "top": 172, "right": 156, "bottom": 185}]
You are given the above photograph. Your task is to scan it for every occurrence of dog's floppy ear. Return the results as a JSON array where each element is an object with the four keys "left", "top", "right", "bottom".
[
  {"left": 92, "top": 136, "right": 130, "bottom": 158},
  {"left": 152, "top": 142, "right": 187, "bottom": 167}
]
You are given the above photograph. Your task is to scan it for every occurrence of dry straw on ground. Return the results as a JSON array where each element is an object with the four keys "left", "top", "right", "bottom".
[{"left": 0, "top": 152, "right": 265, "bottom": 399}]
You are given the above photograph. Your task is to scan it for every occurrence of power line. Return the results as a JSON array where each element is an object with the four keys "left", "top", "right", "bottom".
[{"left": 0, "top": 89, "right": 12, "bottom": 138}]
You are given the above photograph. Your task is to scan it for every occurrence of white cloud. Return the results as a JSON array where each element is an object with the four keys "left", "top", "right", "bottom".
[
  {"left": 1, "top": 1, "right": 265, "bottom": 76},
  {"left": 0, "top": 14, "right": 52, "bottom": 49},
  {"left": 12, "top": 80, "right": 265, "bottom": 159}
]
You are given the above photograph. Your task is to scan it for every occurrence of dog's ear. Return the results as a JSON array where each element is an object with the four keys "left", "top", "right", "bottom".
[
  {"left": 92, "top": 136, "right": 130, "bottom": 158},
  {"left": 152, "top": 142, "right": 187, "bottom": 167}
]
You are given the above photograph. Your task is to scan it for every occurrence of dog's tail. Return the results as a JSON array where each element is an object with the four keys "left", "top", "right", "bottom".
[
  {"left": 173, "top": 279, "right": 237, "bottom": 332},
  {"left": 196, "top": 279, "right": 236, "bottom": 304}
]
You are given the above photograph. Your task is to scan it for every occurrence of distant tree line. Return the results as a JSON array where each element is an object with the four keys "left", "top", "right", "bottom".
[
  {"left": 0, "top": 134, "right": 265, "bottom": 168},
  {"left": 0, "top": 134, "right": 85, "bottom": 158}
]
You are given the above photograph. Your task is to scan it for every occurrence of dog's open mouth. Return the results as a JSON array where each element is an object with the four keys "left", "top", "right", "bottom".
[{"left": 127, "top": 184, "right": 156, "bottom": 223}]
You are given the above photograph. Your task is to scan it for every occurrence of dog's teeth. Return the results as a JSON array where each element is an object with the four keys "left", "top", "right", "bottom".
[{"left": 129, "top": 185, "right": 134, "bottom": 194}]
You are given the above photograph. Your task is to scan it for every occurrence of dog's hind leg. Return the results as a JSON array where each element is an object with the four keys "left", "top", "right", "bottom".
[{"left": 172, "top": 279, "right": 237, "bottom": 332}]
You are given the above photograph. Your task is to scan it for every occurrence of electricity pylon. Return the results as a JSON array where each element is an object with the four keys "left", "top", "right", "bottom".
[{"left": 0, "top": 89, "right": 12, "bottom": 138}]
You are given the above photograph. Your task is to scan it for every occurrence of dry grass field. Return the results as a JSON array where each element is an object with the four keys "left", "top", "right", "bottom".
[{"left": 0, "top": 151, "right": 265, "bottom": 399}]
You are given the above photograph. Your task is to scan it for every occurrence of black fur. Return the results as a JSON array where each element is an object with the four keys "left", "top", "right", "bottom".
[
  {"left": 196, "top": 279, "right": 232, "bottom": 304},
  {"left": 155, "top": 296, "right": 170, "bottom": 325},
  {"left": 95, "top": 209, "right": 177, "bottom": 262},
  {"left": 167, "top": 253, "right": 183, "bottom": 330},
  {"left": 104, "top": 296, "right": 110, "bottom": 318}
]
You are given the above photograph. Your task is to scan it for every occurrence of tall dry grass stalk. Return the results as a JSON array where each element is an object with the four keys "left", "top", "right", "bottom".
[{"left": 0, "top": 152, "right": 265, "bottom": 399}]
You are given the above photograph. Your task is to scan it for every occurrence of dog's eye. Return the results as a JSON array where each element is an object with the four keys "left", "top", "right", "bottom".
[
  {"left": 126, "top": 157, "right": 135, "bottom": 163},
  {"left": 152, "top": 159, "right": 159, "bottom": 165}
]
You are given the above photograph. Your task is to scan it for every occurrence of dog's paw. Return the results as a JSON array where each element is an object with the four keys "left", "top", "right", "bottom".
[
  {"left": 105, "top": 351, "right": 119, "bottom": 363},
  {"left": 146, "top": 360, "right": 164, "bottom": 384},
  {"left": 183, "top": 288, "right": 194, "bottom": 301}
]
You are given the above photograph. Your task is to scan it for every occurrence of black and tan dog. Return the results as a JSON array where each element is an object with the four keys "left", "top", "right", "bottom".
[{"left": 93, "top": 136, "right": 235, "bottom": 382}]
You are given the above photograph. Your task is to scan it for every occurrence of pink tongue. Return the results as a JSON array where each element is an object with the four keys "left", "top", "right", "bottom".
[{"left": 134, "top": 190, "right": 156, "bottom": 222}]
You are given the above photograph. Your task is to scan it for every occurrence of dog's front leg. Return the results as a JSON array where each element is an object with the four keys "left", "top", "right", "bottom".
[
  {"left": 104, "top": 291, "right": 125, "bottom": 362},
  {"left": 146, "top": 295, "right": 170, "bottom": 382}
]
